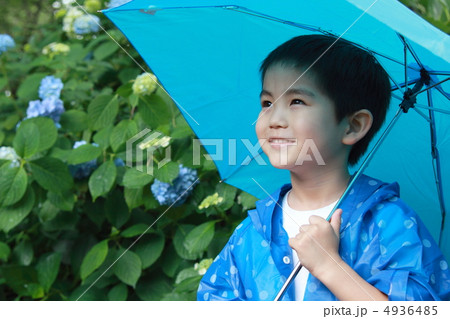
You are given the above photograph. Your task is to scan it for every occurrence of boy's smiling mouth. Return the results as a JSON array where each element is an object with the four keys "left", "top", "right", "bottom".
[{"left": 268, "top": 137, "right": 297, "bottom": 146}]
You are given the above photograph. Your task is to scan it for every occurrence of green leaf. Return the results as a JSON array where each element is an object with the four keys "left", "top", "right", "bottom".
[
  {"left": 0, "top": 265, "right": 38, "bottom": 297},
  {"left": 37, "top": 200, "right": 59, "bottom": 222},
  {"left": 110, "top": 119, "right": 138, "bottom": 152},
  {"left": 0, "top": 78, "right": 7, "bottom": 91},
  {"left": 105, "top": 189, "right": 129, "bottom": 228},
  {"left": 116, "top": 83, "right": 133, "bottom": 98},
  {"left": 93, "top": 41, "right": 119, "bottom": 60},
  {"left": 93, "top": 125, "right": 113, "bottom": 150},
  {"left": 171, "top": 115, "right": 194, "bottom": 138},
  {"left": 27, "top": 283, "right": 45, "bottom": 299},
  {"left": 107, "top": 283, "right": 128, "bottom": 301},
  {"left": 136, "top": 276, "right": 172, "bottom": 301},
  {"left": 175, "top": 268, "right": 200, "bottom": 284},
  {"left": 216, "top": 182, "right": 238, "bottom": 210},
  {"left": 238, "top": 191, "right": 258, "bottom": 211},
  {"left": 13, "top": 121, "right": 39, "bottom": 159},
  {"left": 69, "top": 285, "right": 106, "bottom": 301},
  {"left": 0, "top": 241, "right": 11, "bottom": 262},
  {"left": 123, "top": 167, "right": 153, "bottom": 189},
  {"left": 29, "top": 157, "right": 73, "bottom": 194},
  {"left": 59, "top": 110, "right": 88, "bottom": 133},
  {"left": 124, "top": 187, "right": 143, "bottom": 210},
  {"left": 16, "top": 73, "right": 48, "bottom": 101},
  {"left": 121, "top": 223, "right": 149, "bottom": 238},
  {"left": 174, "top": 275, "right": 202, "bottom": 294},
  {"left": 129, "top": 94, "right": 139, "bottom": 107},
  {"left": 2, "top": 114, "right": 20, "bottom": 131},
  {"left": 133, "top": 233, "right": 165, "bottom": 269},
  {"left": 118, "top": 68, "right": 140, "bottom": 84},
  {"left": 48, "top": 190, "right": 76, "bottom": 211},
  {"left": 113, "top": 250, "right": 142, "bottom": 287},
  {"left": 13, "top": 240, "right": 33, "bottom": 266},
  {"left": 80, "top": 240, "right": 109, "bottom": 280},
  {"left": 173, "top": 225, "right": 202, "bottom": 260},
  {"left": 36, "top": 252, "right": 61, "bottom": 292},
  {"left": 161, "top": 245, "right": 182, "bottom": 278},
  {"left": 184, "top": 221, "right": 216, "bottom": 254},
  {"left": 67, "top": 144, "right": 101, "bottom": 165},
  {"left": 0, "top": 164, "right": 28, "bottom": 207},
  {"left": 49, "top": 147, "right": 72, "bottom": 162},
  {"left": 88, "top": 160, "right": 116, "bottom": 201},
  {"left": 138, "top": 94, "right": 172, "bottom": 128},
  {"left": 153, "top": 161, "right": 179, "bottom": 184},
  {"left": 0, "top": 187, "right": 35, "bottom": 233},
  {"left": 19, "top": 117, "right": 57, "bottom": 153},
  {"left": 88, "top": 95, "right": 119, "bottom": 130}
]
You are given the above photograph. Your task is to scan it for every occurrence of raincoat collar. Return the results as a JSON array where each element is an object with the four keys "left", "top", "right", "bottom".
[{"left": 248, "top": 174, "right": 400, "bottom": 243}]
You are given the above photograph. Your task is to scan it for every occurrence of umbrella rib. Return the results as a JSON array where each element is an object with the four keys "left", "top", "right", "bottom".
[
  {"left": 401, "top": 35, "right": 409, "bottom": 89},
  {"left": 397, "top": 33, "right": 425, "bottom": 70},
  {"left": 435, "top": 85, "right": 450, "bottom": 102},
  {"left": 413, "top": 77, "right": 450, "bottom": 98},
  {"left": 426, "top": 91, "right": 447, "bottom": 247},
  {"left": 412, "top": 108, "right": 431, "bottom": 122},
  {"left": 428, "top": 71, "right": 450, "bottom": 76},
  {"left": 222, "top": 6, "right": 323, "bottom": 33},
  {"left": 391, "top": 78, "right": 420, "bottom": 93},
  {"left": 415, "top": 104, "right": 450, "bottom": 115}
]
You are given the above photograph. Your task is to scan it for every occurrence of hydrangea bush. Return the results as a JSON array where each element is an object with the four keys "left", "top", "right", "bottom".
[{"left": 0, "top": 0, "right": 257, "bottom": 301}]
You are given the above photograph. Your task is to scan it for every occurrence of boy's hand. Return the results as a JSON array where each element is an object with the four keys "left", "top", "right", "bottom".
[{"left": 288, "top": 209, "right": 343, "bottom": 278}]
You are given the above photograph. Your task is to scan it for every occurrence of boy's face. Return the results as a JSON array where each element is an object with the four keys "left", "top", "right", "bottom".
[{"left": 256, "top": 64, "right": 349, "bottom": 171}]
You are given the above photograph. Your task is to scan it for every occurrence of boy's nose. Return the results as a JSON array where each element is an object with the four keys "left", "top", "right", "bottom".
[{"left": 269, "top": 104, "right": 288, "bottom": 128}]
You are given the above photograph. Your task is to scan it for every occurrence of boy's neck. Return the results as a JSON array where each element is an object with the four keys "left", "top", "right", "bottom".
[{"left": 288, "top": 165, "right": 350, "bottom": 211}]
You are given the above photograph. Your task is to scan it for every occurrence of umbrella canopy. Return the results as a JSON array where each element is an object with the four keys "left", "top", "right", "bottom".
[{"left": 103, "top": 0, "right": 450, "bottom": 260}]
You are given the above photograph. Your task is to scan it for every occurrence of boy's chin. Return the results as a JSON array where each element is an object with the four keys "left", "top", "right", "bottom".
[{"left": 268, "top": 158, "right": 324, "bottom": 171}]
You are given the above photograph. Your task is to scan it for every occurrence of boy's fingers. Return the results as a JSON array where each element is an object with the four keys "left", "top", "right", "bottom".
[{"left": 330, "top": 208, "right": 342, "bottom": 236}]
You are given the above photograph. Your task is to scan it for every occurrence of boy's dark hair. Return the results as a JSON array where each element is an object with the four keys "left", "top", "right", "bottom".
[{"left": 259, "top": 34, "right": 391, "bottom": 165}]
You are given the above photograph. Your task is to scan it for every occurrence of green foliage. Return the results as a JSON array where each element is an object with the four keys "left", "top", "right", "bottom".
[
  {"left": 400, "top": 0, "right": 450, "bottom": 33},
  {"left": 0, "top": 0, "right": 443, "bottom": 302},
  {"left": 0, "top": 0, "right": 254, "bottom": 301}
]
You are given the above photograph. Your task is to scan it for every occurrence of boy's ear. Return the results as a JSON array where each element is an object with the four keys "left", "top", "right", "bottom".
[{"left": 342, "top": 109, "right": 373, "bottom": 145}]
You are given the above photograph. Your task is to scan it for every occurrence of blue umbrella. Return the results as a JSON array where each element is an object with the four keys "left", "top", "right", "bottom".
[{"left": 103, "top": 0, "right": 450, "bottom": 284}]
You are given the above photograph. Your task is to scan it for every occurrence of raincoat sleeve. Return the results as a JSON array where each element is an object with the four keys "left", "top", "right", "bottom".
[
  {"left": 197, "top": 218, "right": 251, "bottom": 301},
  {"left": 357, "top": 199, "right": 450, "bottom": 301}
]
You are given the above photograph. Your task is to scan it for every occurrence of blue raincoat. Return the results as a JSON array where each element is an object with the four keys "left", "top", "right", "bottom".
[{"left": 197, "top": 175, "right": 450, "bottom": 301}]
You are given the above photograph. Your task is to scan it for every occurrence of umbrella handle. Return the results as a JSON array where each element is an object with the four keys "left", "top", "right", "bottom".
[{"left": 273, "top": 261, "right": 303, "bottom": 301}]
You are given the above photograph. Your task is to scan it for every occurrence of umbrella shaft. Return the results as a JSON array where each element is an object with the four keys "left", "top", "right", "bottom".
[{"left": 274, "top": 261, "right": 303, "bottom": 301}]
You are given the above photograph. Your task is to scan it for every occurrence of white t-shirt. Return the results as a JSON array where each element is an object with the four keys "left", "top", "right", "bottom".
[{"left": 281, "top": 189, "right": 338, "bottom": 300}]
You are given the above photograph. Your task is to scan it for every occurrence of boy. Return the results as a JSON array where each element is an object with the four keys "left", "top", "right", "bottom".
[{"left": 197, "top": 35, "right": 450, "bottom": 301}]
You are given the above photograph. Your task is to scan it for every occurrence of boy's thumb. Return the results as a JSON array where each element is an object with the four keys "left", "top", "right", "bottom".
[{"left": 330, "top": 208, "right": 342, "bottom": 236}]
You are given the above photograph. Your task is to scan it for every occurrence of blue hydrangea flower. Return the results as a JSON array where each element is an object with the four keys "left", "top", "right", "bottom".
[
  {"left": 68, "top": 140, "right": 99, "bottom": 180},
  {"left": 39, "top": 76, "right": 64, "bottom": 99},
  {"left": 108, "top": 0, "right": 131, "bottom": 8},
  {"left": 25, "top": 97, "right": 65, "bottom": 123},
  {"left": 150, "top": 164, "right": 199, "bottom": 206},
  {"left": 73, "top": 14, "right": 100, "bottom": 35},
  {"left": 0, "top": 34, "right": 15, "bottom": 54},
  {"left": 114, "top": 158, "right": 125, "bottom": 167},
  {"left": 26, "top": 100, "right": 43, "bottom": 118}
]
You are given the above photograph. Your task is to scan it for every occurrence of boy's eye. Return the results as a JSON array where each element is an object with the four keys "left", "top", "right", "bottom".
[
  {"left": 261, "top": 100, "right": 272, "bottom": 108},
  {"left": 291, "top": 99, "right": 305, "bottom": 105}
]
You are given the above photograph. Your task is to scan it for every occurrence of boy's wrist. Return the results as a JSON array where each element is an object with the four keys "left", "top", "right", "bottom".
[{"left": 311, "top": 254, "right": 345, "bottom": 282}]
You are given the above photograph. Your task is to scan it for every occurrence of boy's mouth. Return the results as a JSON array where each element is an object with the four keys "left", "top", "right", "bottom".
[{"left": 268, "top": 138, "right": 297, "bottom": 144}]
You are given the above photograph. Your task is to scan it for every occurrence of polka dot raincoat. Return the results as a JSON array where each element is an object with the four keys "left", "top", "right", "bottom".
[{"left": 197, "top": 175, "right": 450, "bottom": 301}]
